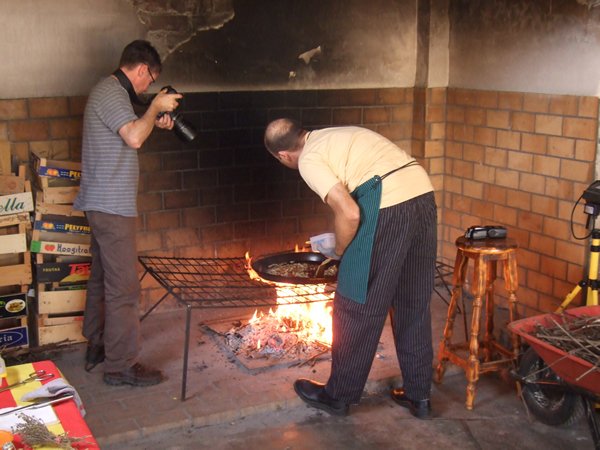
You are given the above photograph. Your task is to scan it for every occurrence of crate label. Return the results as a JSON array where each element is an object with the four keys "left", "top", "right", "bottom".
[
  {"left": 36, "top": 262, "right": 91, "bottom": 284},
  {"left": 34, "top": 219, "right": 90, "bottom": 235},
  {"left": 0, "top": 326, "right": 28, "bottom": 348},
  {"left": 0, "top": 293, "right": 27, "bottom": 318},
  {"left": 0, "top": 192, "right": 34, "bottom": 216},
  {"left": 38, "top": 166, "right": 81, "bottom": 180},
  {"left": 31, "top": 240, "right": 92, "bottom": 257}
]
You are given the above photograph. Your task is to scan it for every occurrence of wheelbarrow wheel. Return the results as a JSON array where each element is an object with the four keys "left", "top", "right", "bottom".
[{"left": 518, "top": 347, "right": 584, "bottom": 426}]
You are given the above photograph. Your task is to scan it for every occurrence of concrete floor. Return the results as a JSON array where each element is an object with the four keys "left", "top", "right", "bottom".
[{"left": 38, "top": 291, "right": 595, "bottom": 449}]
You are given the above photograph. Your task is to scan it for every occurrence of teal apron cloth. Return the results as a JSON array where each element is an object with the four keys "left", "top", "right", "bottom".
[
  {"left": 336, "top": 176, "right": 382, "bottom": 304},
  {"left": 336, "top": 160, "right": 418, "bottom": 304}
]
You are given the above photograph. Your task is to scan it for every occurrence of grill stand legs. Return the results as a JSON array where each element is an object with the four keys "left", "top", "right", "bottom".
[{"left": 181, "top": 304, "right": 192, "bottom": 401}]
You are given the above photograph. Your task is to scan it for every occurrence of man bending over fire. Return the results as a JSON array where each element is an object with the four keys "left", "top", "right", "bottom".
[{"left": 264, "top": 118, "right": 437, "bottom": 418}]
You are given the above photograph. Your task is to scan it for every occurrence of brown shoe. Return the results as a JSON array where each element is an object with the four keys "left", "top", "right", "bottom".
[{"left": 103, "top": 363, "right": 164, "bottom": 387}]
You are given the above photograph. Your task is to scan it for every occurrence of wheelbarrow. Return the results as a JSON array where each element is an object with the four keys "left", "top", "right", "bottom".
[{"left": 508, "top": 305, "right": 600, "bottom": 448}]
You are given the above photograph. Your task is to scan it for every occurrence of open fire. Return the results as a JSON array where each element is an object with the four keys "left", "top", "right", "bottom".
[{"left": 223, "top": 252, "right": 335, "bottom": 360}]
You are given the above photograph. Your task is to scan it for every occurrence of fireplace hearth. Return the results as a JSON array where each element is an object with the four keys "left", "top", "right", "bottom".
[{"left": 138, "top": 254, "right": 337, "bottom": 400}]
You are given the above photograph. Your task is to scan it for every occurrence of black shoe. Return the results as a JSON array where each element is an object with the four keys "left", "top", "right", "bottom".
[
  {"left": 293, "top": 379, "right": 349, "bottom": 416},
  {"left": 84, "top": 344, "right": 105, "bottom": 372},
  {"left": 103, "top": 363, "right": 164, "bottom": 387},
  {"left": 391, "top": 388, "right": 431, "bottom": 419}
]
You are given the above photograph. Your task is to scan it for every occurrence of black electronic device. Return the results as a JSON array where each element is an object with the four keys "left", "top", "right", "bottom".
[
  {"left": 157, "top": 86, "right": 198, "bottom": 142},
  {"left": 464, "top": 225, "right": 507, "bottom": 240},
  {"left": 583, "top": 180, "right": 600, "bottom": 217}
]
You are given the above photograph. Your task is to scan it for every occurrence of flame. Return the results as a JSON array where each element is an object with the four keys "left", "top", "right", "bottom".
[
  {"left": 245, "top": 251, "right": 334, "bottom": 347},
  {"left": 273, "top": 283, "right": 332, "bottom": 345},
  {"left": 249, "top": 309, "right": 260, "bottom": 324}
]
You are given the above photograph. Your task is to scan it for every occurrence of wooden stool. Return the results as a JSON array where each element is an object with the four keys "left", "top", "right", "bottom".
[{"left": 435, "top": 236, "right": 520, "bottom": 410}]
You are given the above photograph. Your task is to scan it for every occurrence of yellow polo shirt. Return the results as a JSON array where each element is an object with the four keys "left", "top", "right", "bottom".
[{"left": 298, "top": 127, "right": 433, "bottom": 208}]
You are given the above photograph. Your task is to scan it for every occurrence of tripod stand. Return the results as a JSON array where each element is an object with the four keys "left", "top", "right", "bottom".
[
  {"left": 515, "top": 199, "right": 600, "bottom": 430},
  {"left": 557, "top": 223, "right": 600, "bottom": 312}
]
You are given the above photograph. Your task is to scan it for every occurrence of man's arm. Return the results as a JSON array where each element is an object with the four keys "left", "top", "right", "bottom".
[
  {"left": 118, "top": 90, "right": 182, "bottom": 149},
  {"left": 325, "top": 182, "right": 361, "bottom": 257}
]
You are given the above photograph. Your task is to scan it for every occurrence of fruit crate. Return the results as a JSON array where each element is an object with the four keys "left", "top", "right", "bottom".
[{"left": 30, "top": 152, "right": 81, "bottom": 205}]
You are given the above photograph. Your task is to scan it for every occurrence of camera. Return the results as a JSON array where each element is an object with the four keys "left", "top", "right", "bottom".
[
  {"left": 158, "top": 86, "right": 198, "bottom": 143},
  {"left": 464, "top": 225, "right": 507, "bottom": 240},
  {"left": 583, "top": 180, "right": 600, "bottom": 217}
]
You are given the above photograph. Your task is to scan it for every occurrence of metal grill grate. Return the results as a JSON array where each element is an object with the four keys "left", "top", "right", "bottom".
[
  {"left": 139, "top": 254, "right": 451, "bottom": 401},
  {"left": 138, "top": 255, "right": 335, "bottom": 309}
]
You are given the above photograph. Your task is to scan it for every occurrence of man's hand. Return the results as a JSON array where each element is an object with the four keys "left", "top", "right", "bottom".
[
  {"left": 151, "top": 88, "right": 183, "bottom": 116},
  {"left": 119, "top": 89, "right": 183, "bottom": 148},
  {"left": 155, "top": 113, "right": 174, "bottom": 130}
]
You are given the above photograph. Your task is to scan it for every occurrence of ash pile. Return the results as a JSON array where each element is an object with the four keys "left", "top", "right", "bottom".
[{"left": 224, "top": 311, "right": 330, "bottom": 362}]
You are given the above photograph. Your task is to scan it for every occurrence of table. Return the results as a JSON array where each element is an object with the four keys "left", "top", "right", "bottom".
[{"left": 0, "top": 360, "right": 98, "bottom": 449}]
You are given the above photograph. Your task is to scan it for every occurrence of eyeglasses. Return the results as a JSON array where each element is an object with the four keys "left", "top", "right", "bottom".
[{"left": 146, "top": 65, "right": 156, "bottom": 84}]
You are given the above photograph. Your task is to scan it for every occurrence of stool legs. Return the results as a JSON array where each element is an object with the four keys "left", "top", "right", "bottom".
[
  {"left": 466, "top": 256, "right": 487, "bottom": 410},
  {"left": 504, "top": 252, "right": 520, "bottom": 361},
  {"left": 483, "top": 261, "right": 497, "bottom": 363},
  {"left": 436, "top": 247, "right": 519, "bottom": 411},
  {"left": 435, "top": 252, "right": 468, "bottom": 383}
]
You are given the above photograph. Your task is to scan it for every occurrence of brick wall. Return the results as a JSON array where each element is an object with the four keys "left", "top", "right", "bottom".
[
  {"left": 0, "top": 87, "right": 597, "bottom": 315},
  {"left": 137, "top": 88, "right": 422, "bottom": 260},
  {"left": 0, "top": 97, "right": 85, "bottom": 165},
  {"left": 442, "top": 88, "right": 598, "bottom": 315},
  {"left": 0, "top": 88, "right": 423, "bottom": 311}
]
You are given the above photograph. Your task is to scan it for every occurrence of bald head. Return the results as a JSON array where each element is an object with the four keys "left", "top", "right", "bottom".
[{"left": 264, "top": 118, "right": 305, "bottom": 156}]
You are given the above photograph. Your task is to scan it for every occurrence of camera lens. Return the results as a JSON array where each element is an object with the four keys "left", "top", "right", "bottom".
[
  {"left": 155, "top": 86, "right": 198, "bottom": 142},
  {"left": 171, "top": 113, "right": 198, "bottom": 142}
]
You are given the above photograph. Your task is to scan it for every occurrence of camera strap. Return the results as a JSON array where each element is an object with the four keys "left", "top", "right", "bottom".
[{"left": 112, "top": 68, "right": 147, "bottom": 106}]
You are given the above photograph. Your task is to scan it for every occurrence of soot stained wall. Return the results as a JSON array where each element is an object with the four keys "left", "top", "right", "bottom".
[
  {"left": 135, "top": 87, "right": 419, "bottom": 265},
  {"left": 165, "top": 0, "right": 417, "bottom": 92}
]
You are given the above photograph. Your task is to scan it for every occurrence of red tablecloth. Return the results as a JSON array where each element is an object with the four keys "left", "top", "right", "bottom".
[{"left": 0, "top": 360, "right": 98, "bottom": 449}]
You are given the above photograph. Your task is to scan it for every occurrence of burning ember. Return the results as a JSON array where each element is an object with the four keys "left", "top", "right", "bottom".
[{"left": 224, "top": 252, "right": 335, "bottom": 360}]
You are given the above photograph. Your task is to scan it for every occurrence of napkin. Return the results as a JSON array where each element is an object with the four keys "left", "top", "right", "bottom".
[{"left": 20, "top": 378, "right": 85, "bottom": 417}]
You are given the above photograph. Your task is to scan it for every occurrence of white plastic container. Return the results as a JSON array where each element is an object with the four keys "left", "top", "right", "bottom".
[{"left": 309, "top": 233, "right": 336, "bottom": 254}]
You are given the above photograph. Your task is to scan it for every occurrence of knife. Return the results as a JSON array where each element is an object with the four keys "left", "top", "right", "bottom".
[{"left": 0, "top": 393, "right": 74, "bottom": 417}]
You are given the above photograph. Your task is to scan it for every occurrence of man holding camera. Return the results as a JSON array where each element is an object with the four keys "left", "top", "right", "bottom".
[
  {"left": 264, "top": 118, "right": 437, "bottom": 417},
  {"left": 74, "top": 40, "right": 182, "bottom": 387}
]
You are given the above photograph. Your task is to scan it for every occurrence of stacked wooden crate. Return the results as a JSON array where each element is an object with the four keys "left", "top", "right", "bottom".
[
  {"left": 30, "top": 152, "right": 89, "bottom": 345},
  {"left": 0, "top": 147, "right": 34, "bottom": 350}
]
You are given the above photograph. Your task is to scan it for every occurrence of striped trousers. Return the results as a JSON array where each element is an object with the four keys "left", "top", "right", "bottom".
[{"left": 325, "top": 192, "right": 437, "bottom": 403}]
